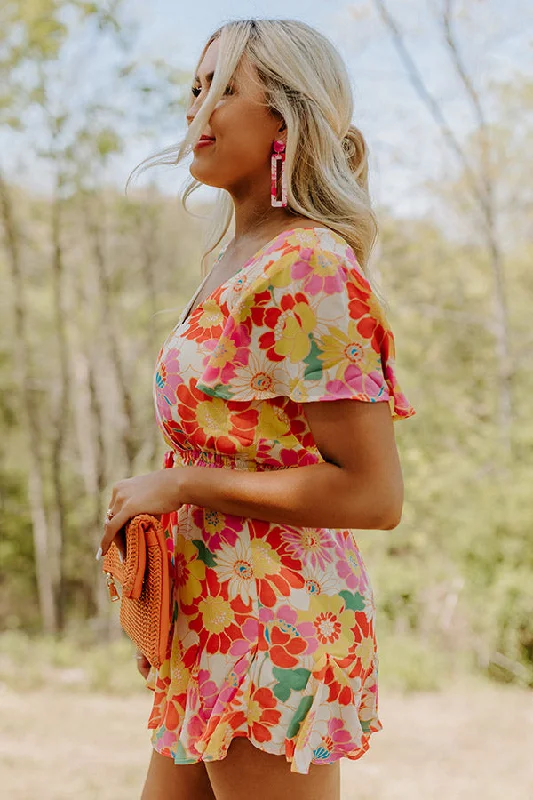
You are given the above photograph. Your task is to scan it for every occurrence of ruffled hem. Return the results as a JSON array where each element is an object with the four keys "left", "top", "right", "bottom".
[
  {"left": 146, "top": 647, "right": 383, "bottom": 775},
  {"left": 150, "top": 724, "right": 380, "bottom": 774}
]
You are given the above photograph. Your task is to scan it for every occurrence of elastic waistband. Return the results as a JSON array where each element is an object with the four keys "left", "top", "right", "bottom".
[{"left": 163, "top": 448, "right": 275, "bottom": 472}]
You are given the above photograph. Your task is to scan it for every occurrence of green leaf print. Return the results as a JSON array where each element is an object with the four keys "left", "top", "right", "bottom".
[
  {"left": 339, "top": 590, "right": 365, "bottom": 611},
  {"left": 273, "top": 681, "right": 291, "bottom": 702},
  {"left": 173, "top": 740, "right": 197, "bottom": 764},
  {"left": 197, "top": 383, "right": 232, "bottom": 399},
  {"left": 272, "top": 667, "right": 311, "bottom": 702},
  {"left": 192, "top": 540, "right": 217, "bottom": 568},
  {"left": 287, "top": 695, "right": 314, "bottom": 739},
  {"left": 302, "top": 334, "right": 323, "bottom": 380}
]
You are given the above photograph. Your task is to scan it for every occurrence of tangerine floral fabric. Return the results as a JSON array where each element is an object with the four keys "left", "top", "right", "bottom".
[{"left": 147, "top": 226, "right": 415, "bottom": 774}]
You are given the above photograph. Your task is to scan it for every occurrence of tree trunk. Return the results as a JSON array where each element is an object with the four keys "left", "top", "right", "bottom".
[{"left": 0, "top": 171, "right": 58, "bottom": 633}]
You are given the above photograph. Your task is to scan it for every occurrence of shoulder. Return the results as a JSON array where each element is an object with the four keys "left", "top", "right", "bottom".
[
  {"left": 232, "top": 226, "right": 380, "bottom": 325},
  {"left": 237, "top": 226, "right": 369, "bottom": 301}
]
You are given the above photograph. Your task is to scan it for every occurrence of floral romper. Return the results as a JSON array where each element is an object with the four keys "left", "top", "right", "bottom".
[{"left": 147, "top": 226, "right": 416, "bottom": 774}]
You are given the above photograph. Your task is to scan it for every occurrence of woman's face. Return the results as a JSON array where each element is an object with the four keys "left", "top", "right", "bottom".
[{"left": 186, "top": 37, "right": 284, "bottom": 199}]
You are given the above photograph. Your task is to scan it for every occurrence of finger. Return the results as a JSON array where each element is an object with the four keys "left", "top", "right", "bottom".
[
  {"left": 107, "top": 484, "right": 119, "bottom": 513},
  {"left": 100, "top": 508, "right": 133, "bottom": 556},
  {"left": 107, "top": 479, "right": 129, "bottom": 519}
]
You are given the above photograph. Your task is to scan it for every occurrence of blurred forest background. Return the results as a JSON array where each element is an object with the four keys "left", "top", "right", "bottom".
[{"left": 1, "top": 0, "right": 532, "bottom": 707}]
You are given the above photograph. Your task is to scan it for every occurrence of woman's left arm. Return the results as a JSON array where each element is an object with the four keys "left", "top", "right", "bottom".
[
  {"left": 180, "top": 398, "right": 403, "bottom": 530},
  {"left": 100, "top": 398, "right": 403, "bottom": 557}
]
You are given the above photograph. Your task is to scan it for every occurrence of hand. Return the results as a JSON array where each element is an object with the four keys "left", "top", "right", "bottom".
[
  {"left": 99, "top": 467, "right": 185, "bottom": 557},
  {"left": 135, "top": 649, "right": 151, "bottom": 680}
]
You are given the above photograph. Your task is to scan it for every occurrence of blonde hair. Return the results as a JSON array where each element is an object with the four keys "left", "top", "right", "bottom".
[{"left": 127, "top": 19, "right": 382, "bottom": 297}]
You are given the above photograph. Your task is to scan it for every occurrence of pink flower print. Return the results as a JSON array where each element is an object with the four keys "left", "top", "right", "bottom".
[
  {"left": 191, "top": 507, "right": 243, "bottom": 551},
  {"left": 200, "top": 317, "right": 252, "bottom": 386},
  {"left": 207, "top": 654, "right": 250, "bottom": 715},
  {"left": 186, "top": 668, "right": 219, "bottom": 715},
  {"left": 186, "top": 714, "right": 206, "bottom": 754},
  {"left": 291, "top": 248, "right": 345, "bottom": 296},
  {"left": 259, "top": 604, "right": 317, "bottom": 657},
  {"left": 281, "top": 527, "right": 336, "bottom": 572},
  {"left": 155, "top": 348, "right": 184, "bottom": 420},
  {"left": 314, "top": 717, "right": 358, "bottom": 762},
  {"left": 335, "top": 541, "right": 365, "bottom": 592},
  {"left": 324, "top": 363, "right": 389, "bottom": 402},
  {"left": 229, "top": 616, "right": 260, "bottom": 657},
  {"left": 277, "top": 447, "right": 320, "bottom": 468},
  {"left": 153, "top": 728, "right": 177, "bottom": 752},
  {"left": 197, "top": 669, "right": 219, "bottom": 717}
]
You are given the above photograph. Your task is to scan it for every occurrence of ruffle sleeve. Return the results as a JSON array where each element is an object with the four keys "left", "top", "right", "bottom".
[{"left": 195, "top": 239, "right": 416, "bottom": 421}]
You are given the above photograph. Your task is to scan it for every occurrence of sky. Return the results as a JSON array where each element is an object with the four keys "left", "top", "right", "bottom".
[{"left": 4, "top": 0, "right": 533, "bottom": 219}]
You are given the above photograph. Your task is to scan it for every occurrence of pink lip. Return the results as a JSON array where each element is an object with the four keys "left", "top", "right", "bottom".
[{"left": 195, "top": 138, "right": 215, "bottom": 149}]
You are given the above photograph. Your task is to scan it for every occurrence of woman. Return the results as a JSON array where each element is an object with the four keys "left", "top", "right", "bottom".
[{"left": 100, "top": 18, "right": 415, "bottom": 800}]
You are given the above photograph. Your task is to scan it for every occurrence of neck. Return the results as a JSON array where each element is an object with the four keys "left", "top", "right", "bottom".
[{"left": 229, "top": 172, "right": 297, "bottom": 243}]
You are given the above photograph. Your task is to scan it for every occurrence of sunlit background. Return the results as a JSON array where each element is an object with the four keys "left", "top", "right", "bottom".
[{"left": 1, "top": 1, "right": 532, "bottom": 798}]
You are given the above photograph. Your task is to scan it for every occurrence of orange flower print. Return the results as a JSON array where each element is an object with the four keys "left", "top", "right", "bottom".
[
  {"left": 247, "top": 687, "right": 282, "bottom": 742},
  {"left": 177, "top": 381, "right": 239, "bottom": 453},
  {"left": 185, "top": 297, "right": 227, "bottom": 341},
  {"left": 298, "top": 595, "right": 356, "bottom": 659},
  {"left": 346, "top": 280, "right": 386, "bottom": 351}
]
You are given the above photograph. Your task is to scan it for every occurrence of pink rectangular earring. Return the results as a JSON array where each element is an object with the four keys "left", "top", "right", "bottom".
[{"left": 271, "top": 139, "right": 287, "bottom": 207}]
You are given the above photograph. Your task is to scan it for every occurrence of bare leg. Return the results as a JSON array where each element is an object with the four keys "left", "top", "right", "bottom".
[
  {"left": 140, "top": 748, "right": 216, "bottom": 800},
  {"left": 205, "top": 737, "right": 340, "bottom": 800}
]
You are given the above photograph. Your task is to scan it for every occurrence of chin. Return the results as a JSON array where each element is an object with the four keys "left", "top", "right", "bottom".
[{"left": 189, "top": 163, "right": 226, "bottom": 190}]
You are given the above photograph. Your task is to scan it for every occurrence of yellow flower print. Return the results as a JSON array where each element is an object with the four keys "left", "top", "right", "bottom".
[
  {"left": 355, "top": 637, "right": 374, "bottom": 672},
  {"left": 265, "top": 251, "right": 299, "bottom": 290},
  {"left": 169, "top": 653, "right": 191, "bottom": 695},
  {"left": 251, "top": 539, "right": 281, "bottom": 579},
  {"left": 205, "top": 332, "right": 237, "bottom": 369},
  {"left": 258, "top": 403, "right": 295, "bottom": 445},
  {"left": 274, "top": 302, "right": 317, "bottom": 363},
  {"left": 196, "top": 298, "right": 226, "bottom": 328},
  {"left": 285, "top": 229, "right": 322, "bottom": 251},
  {"left": 197, "top": 595, "right": 234, "bottom": 635},
  {"left": 175, "top": 538, "right": 206, "bottom": 605},
  {"left": 176, "top": 539, "right": 205, "bottom": 604},
  {"left": 196, "top": 397, "right": 232, "bottom": 438},
  {"left": 310, "top": 248, "right": 344, "bottom": 278},
  {"left": 318, "top": 318, "right": 380, "bottom": 376}
]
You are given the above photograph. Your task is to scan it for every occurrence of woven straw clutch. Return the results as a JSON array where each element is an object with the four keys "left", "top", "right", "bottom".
[{"left": 102, "top": 514, "right": 171, "bottom": 669}]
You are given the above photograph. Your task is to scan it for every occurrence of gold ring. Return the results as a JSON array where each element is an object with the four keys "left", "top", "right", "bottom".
[{"left": 106, "top": 508, "right": 114, "bottom": 520}]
